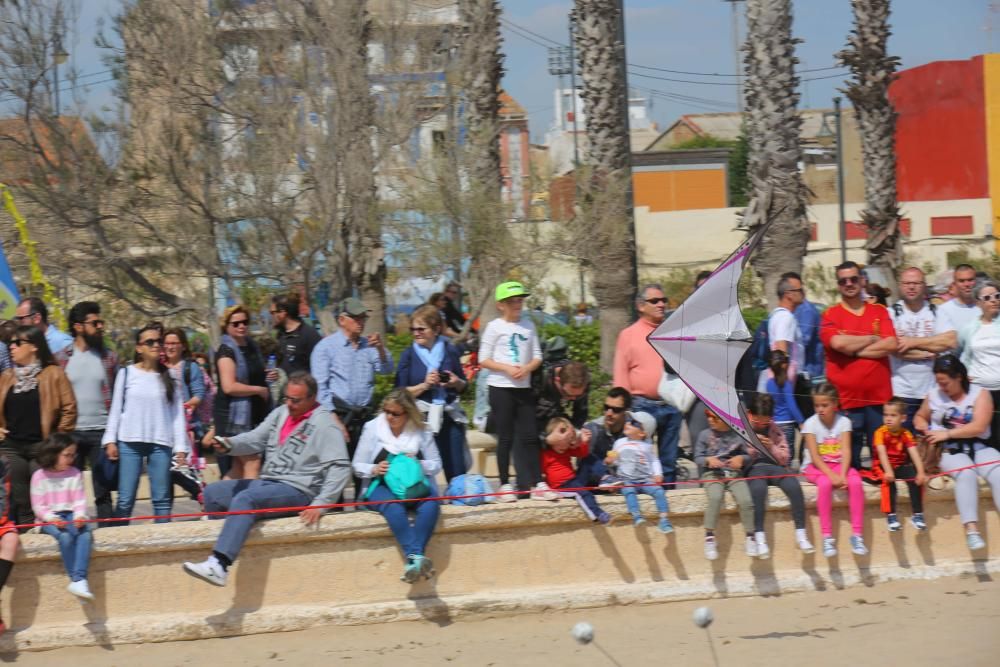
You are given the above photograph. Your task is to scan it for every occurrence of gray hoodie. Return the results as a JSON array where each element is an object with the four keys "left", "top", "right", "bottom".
[{"left": 227, "top": 405, "right": 351, "bottom": 506}]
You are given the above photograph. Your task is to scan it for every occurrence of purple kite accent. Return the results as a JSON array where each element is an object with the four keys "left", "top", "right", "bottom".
[{"left": 709, "top": 244, "right": 751, "bottom": 278}]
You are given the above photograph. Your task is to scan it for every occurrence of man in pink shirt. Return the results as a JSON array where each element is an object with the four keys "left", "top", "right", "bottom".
[{"left": 613, "top": 284, "right": 683, "bottom": 484}]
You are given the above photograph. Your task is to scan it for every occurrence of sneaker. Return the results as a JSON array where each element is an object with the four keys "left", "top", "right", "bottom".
[
  {"left": 887, "top": 514, "right": 902, "bottom": 532},
  {"left": 910, "top": 514, "right": 927, "bottom": 531},
  {"left": 823, "top": 537, "right": 837, "bottom": 558},
  {"left": 401, "top": 556, "right": 421, "bottom": 584},
  {"left": 598, "top": 475, "right": 623, "bottom": 490},
  {"left": 745, "top": 536, "right": 758, "bottom": 558},
  {"left": 496, "top": 483, "right": 518, "bottom": 503},
  {"left": 530, "top": 482, "right": 560, "bottom": 502},
  {"left": 596, "top": 511, "right": 612, "bottom": 526},
  {"left": 704, "top": 536, "right": 719, "bottom": 561},
  {"left": 850, "top": 534, "right": 869, "bottom": 556},
  {"left": 795, "top": 529, "right": 815, "bottom": 554},
  {"left": 967, "top": 532, "right": 986, "bottom": 551},
  {"left": 632, "top": 515, "right": 646, "bottom": 527},
  {"left": 754, "top": 532, "right": 770, "bottom": 560},
  {"left": 183, "top": 557, "right": 228, "bottom": 587},
  {"left": 67, "top": 579, "right": 94, "bottom": 601},
  {"left": 658, "top": 517, "right": 674, "bottom": 534}
]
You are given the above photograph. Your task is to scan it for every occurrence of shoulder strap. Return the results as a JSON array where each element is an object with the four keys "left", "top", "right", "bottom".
[
  {"left": 120, "top": 366, "right": 129, "bottom": 414},
  {"left": 892, "top": 302, "right": 903, "bottom": 317}
]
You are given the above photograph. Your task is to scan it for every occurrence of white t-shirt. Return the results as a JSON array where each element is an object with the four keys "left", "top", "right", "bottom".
[
  {"left": 479, "top": 317, "right": 542, "bottom": 389},
  {"left": 889, "top": 301, "right": 945, "bottom": 399},
  {"left": 768, "top": 307, "right": 804, "bottom": 373},
  {"left": 928, "top": 383, "right": 990, "bottom": 441},
  {"left": 800, "top": 414, "right": 852, "bottom": 468},
  {"left": 966, "top": 323, "right": 1000, "bottom": 390},
  {"left": 937, "top": 298, "right": 981, "bottom": 335}
]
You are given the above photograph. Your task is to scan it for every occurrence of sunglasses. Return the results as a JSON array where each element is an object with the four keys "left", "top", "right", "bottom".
[
  {"left": 979, "top": 293, "right": 1000, "bottom": 302},
  {"left": 228, "top": 319, "right": 249, "bottom": 327},
  {"left": 409, "top": 326, "right": 428, "bottom": 333},
  {"left": 627, "top": 418, "right": 644, "bottom": 429},
  {"left": 139, "top": 338, "right": 162, "bottom": 348},
  {"left": 383, "top": 408, "right": 405, "bottom": 417},
  {"left": 644, "top": 297, "right": 667, "bottom": 305},
  {"left": 83, "top": 319, "right": 105, "bottom": 327},
  {"left": 837, "top": 276, "right": 860, "bottom": 286},
  {"left": 14, "top": 313, "right": 37, "bottom": 322},
  {"left": 9, "top": 338, "right": 29, "bottom": 347},
  {"left": 603, "top": 403, "right": 626, "bottom": 414}
]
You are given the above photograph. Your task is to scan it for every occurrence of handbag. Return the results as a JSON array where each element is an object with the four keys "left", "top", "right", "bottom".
[
  {"left": 658, "top": 372, "right": 697, "bottom": 413},
  {"left": 366, "top": 453, "right": 430, "bottom": 500}
]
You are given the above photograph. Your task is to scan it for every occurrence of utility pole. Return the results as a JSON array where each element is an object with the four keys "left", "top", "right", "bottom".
[
  {"left": 613, "top": 0, "right": 638, "bottom": 307},
  {"left": 723, "top": 0, "right": 744, "bottom": 112},
  {"left": 834, "top": 97, "right": 847, "bottom": 263}
]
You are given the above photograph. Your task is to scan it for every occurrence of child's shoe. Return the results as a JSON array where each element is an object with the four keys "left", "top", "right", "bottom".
[
  {"left": 183, "top": 556, "right": 228, "bottom": 587},
  {"left": 496, "top": 483, "right": 518, "bottom": 503},
  {"left": 753, "top": 531, "right": 770, "bottom": 559},
  {"left": 401, "top": 555, "right": 421, "bottom": 583},
  {"left": 967, "top": 531, "right": 986, "bottom": 551},
  {"left": 795, "top": 529, "right": 815, "bottom": 554},
  {"left": 596, "top": 511, "right": 612, "bottom": 526},
  {"left": 910, "top": 513, "right": 927, "bottom": 531},
  {"left": 530, "top": 481, "right": 560, "bottom": 502},
  {"left": 850, "top": 534, "right": 868, "bottom": 556},
  {"left": 886, "top": 513, "right": 902, "bottom": 532},
  {"left": 598, "top": 475, "right": 623, "bottom": 490},
  {"left": 632, "top": 515, "right": 645, "bottom": 527},
  {"left": 822, "top": 536, "right": 837, "bottom": 558},
  {"left": 67, "top": 579, "right": 95, "bottom": 601},
  {"left": 658, "top": 517, "right": 674, "bottom": 534},
  {"left": 704, "top": 536, "right": 719, "bottom": 561},
  {"left": 744, "top": 535, "right": 758, "bottom": 558}
]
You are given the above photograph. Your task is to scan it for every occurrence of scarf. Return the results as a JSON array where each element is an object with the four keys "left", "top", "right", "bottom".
[
  {"left": 412, "top": 338, "right": 446, "bottom": 405},
  {"left": 374, "top": 412, "right": 424, "bottom": 457},
  {"left": 13, "top": 362, "right": 43, "bottom": 394},
  {"left": 221, "top": 334, "right": 253, "bottom": 429}
]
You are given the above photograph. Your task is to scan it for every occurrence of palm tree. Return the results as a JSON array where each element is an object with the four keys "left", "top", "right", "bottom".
[
  {"left": 839, "top": 0, "right": 901, "bottom": 277},
  {"left": 742, "top": 0, "right": 810, "bottom": 307},
  {"left": 572, "top": 0, "right": 637, "bottom": 372}
]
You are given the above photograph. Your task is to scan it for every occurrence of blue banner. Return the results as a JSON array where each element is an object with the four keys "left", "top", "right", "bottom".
[{"left": 0, "top": 240, "right": 20, "bottom": 319}]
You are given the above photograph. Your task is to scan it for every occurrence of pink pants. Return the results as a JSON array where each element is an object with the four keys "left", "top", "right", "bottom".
[{"left": 803, "top": 465, "right": 864, "bottom": 537}]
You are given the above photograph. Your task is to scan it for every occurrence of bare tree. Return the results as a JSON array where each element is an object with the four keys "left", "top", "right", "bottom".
[{"left": 839, "top": 0, "right": 902, "bottom": 277}]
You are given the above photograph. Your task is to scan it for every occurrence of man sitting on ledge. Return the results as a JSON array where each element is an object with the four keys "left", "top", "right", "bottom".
[{"left": 184, "top": 371, "right": 351, "bottom": 587}]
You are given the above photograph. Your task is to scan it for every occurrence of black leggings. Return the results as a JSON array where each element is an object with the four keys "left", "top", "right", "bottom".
[
  {"left": 489, "top": 386, "right": 541, "bottom": 490},
  {"left": 887, "top": 463, "right": 923, "bottom": 514},
  {"left": 746, "top": 462, "right": 807, "bottom": 531}
]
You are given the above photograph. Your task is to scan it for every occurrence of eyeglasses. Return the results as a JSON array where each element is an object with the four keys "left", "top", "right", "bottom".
[
  {"left": 786, "top": 288, "right": 804, "bottom": 293},
  {"left": 979, "top": 293, "right": 1000, "bottom": 302},
  {"left": 139, "top": 338, "right": 162, "bottom": 348},
  {"left": 14, "top": 313, "right": 37, "bottom": 322},
  {"left": 284, "top": 395, "right": 307, "bottom": 405},
  {"left": 603, "top": 403, "right": 626, "bottom": 414},
  {"left": 228, "top": 319, "right": 249, "bottom": 328},
  {"left": 383, "top": 408, "right": 405, "bottom": 417},
  {"left": 9, "top": 338, "right": 29, "bottom": 347},
  {"left": 409, "top": 326, "right": 427, "bottom": 333},
  {"left": 83, "top": 319, "right": 105, "bottom": 327},
  {"left": 644, "top": 297, "right": 667, "bottom": 305},
  {"left": 837, "top": 276, "right": 860, "bottom": 286}
]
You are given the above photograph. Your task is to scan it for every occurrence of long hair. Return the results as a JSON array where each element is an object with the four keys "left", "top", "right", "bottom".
[
  {"left": 382, "top": 388, "right": 425, "bottom": 429},
  {"left": 36, "top": 433, "right": 77, "bottom": 471},
  {"left": 932, "top": 354, "right": 970, "bottom": 393},
  {"left": 133, "top": 325, "right": 175, "bottom": 404},
  {"left": 14, "top": 325, "right": 55, "bottom": 367},
  {"left": 768, "top": 349, "right": 789, "bottom": 387}
]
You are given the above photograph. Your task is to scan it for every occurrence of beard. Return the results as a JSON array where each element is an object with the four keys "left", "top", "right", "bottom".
[{"left": 83, "top": 331, "right": 105, "bottom": 353}]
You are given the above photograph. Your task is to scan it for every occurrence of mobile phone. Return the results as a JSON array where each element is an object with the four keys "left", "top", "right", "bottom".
[{"left": 213, "top": 435, "right": 232, "bottom": 453}]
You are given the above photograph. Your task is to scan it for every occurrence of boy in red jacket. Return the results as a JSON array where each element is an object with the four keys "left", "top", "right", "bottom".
[{"left": 542, "top": 418, "right": 611, "bottom": 524}]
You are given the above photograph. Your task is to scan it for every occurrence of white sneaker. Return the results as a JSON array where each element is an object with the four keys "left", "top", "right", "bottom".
[
  {"left": 183, "top": 556, "right": 228, "bottom": 587},
  {"left": 496, "top": 483, "right": 518, "bottom": 503},
  {"left": 704, "top": 536, "right": 719, "bottom": 560},
  {"left": 744, "top": 536, "right": 758, "bottom": 558},
  {"left": 531, "top": 481, "right": 560, "bottom": 502},
  {"left": 796, "top": 529, "right": 815, "bottom": 554},
  {"left": 850, "top": 534, "right": 869, "bottom": 556},
  {"left": 67, "top": 579, "right": 94, "bottom": 601},
  {"left": 823, "top": 537, "right": 837, "bottom": 558},
  {"left": 753, "top": 531, "right": 770, "bottom": 559}
]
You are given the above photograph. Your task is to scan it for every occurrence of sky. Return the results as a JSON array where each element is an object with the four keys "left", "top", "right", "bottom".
[{"left": 53, "top": 1, "right": 1000, "bottom": 143}]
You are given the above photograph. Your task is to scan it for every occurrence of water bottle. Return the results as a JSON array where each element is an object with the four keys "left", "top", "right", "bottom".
[{"left": 266, "top": 354, "right": 277, "bottom": 385}]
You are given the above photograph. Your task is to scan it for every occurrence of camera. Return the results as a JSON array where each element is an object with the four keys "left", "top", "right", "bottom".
[{"left": 438, "top": 370, "right": 452, "bottom": 383}]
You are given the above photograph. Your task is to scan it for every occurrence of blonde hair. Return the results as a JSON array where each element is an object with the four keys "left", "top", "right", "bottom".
[
  {"left": 219, "top": 305, "right": 250, "bottom": 335},
  {"left": 382, "top": 388, "right": 425, "bottom": 429},
  {"left": 410, "top": 304, "right": 443, "bottom": 333}
]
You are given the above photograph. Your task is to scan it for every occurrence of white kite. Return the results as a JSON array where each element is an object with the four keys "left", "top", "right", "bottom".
[{"left": 647, "top": 223, "right": 777, "bottom": 463}]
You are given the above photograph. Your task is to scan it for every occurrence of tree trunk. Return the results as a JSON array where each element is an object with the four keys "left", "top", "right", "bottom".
[
  {"left": 572, "top": 0, "right": 637, "bottom": 374},
  {"left": 839, "top": 0, "right": 901, "bottom": 278},
  {"left": 742, "top": 0, "right": 810, "bottom": 310}
]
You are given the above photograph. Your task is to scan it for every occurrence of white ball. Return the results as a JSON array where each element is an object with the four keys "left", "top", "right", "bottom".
[
  {"left": 692, "top": 606, "right": 714, "bottom": 628},
  {"left": 571, "top": 621, "right": 594, "bottom": 644}
]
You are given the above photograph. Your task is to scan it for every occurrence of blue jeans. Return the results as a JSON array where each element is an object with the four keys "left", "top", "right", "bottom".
[
  {"left": 115, "top": 442, "right": 173, "bottom": 523},
  {"left": 205, "top": 479, "right": 310, "bottom": 563},
  {"left": 846, "top": 405, "right": 883, "bottom": 470},
  {"left": 620, "top": 484, "right": 669, "bottom": 518},
  {"left": 40, "top": 510, "right": 93, "bottom": 582},
  {"left": 435, "top": 414, "right": 469, "bottom": 482},
  {"left": 631, "top": 397, "right": 682, "bottom": 485},
  {"left": 367, "top": 483, "right": 440, "bottom": 557}
]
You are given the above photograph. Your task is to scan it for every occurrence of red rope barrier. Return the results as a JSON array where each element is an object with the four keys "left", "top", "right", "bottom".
[{"left": 13, "top": 459, "right": 998, "bottom": 531}]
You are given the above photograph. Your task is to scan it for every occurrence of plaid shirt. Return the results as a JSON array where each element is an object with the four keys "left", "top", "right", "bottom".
[{"left": 59, "top": 344, "right": 121, "bottom": 412}]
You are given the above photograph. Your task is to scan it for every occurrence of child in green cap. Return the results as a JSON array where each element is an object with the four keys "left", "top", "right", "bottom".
[{"left": 478, "top": 282, "right": 557, "bottom": 502}]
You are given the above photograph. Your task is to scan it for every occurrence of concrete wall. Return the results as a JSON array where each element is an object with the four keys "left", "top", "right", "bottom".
[{"left": 3, "top": 484, "right": 997, "bottom": 652}]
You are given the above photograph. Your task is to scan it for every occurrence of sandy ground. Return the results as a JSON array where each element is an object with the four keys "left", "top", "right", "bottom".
[{"left": 7, "top": 573, "right": 999, "bottom": 667}]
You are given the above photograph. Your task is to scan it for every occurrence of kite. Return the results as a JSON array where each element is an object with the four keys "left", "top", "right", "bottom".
[{"left": 647, "top": 221, "right": 778, "bottom": 464}]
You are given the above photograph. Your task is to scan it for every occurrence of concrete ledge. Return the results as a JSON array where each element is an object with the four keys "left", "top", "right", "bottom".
[{"left": 3, "top": 483, "right": 997, "bottom": 652}]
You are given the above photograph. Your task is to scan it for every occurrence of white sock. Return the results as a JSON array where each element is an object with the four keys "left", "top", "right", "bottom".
[
  {"left": 795, "top": 528, "right": 809, "bottom": 541},
  {"left": 754, "top": 531, "right": 767, "bottom": 544}
]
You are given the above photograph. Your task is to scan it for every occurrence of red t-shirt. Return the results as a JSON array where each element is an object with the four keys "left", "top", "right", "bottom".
[
  {"left": 819, "top": 303, "right": 896, "bottom": 410},
  {"left": 541, "top": 442, "right": 589, "bottom": 489},
  {"left": 873, "top": 425, "right": 917, "bottom": 468}
]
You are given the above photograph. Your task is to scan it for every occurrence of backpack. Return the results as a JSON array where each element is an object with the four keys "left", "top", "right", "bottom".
[
  {"left": 748, "top": 317, "right": 771, "bottom": 372},
  {"left": 182, "top": 360, "right": 216, "bottom": 426},
  {"left": 445, "top": 474, "right": 492, "bottom": 506},
  {"left": 367, "top": 453, "right": 430, "bottom": 500}
]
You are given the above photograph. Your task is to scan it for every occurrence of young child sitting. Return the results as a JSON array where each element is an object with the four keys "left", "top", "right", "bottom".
[
  {"left": 868, "top": 397, "right": 928, "bottom": 531},
  {"left": 605, "top": 411, "right": 673, "bottom": 533},
  {"left": 542, "top": 418, "right": 610, "bottom": 524},
  {"left": 694, "top": 409, "right": 756, "bottom": 560}
]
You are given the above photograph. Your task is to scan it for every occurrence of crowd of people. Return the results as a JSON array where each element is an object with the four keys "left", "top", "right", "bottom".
[{"left": 0, "top": 261, "right": 998, "bottom": 630}]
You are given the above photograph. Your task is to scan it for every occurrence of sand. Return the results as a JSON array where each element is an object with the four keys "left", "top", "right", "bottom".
[{"left": 7, "top": 573, "right": 999, "bottom": 666}]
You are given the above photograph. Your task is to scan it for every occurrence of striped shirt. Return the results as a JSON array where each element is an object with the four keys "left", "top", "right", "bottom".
[{"left": 30, "top": 467, "right": 88, "bottom": 522}]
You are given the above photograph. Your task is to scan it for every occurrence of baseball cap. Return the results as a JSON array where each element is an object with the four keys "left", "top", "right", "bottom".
[
  {"left": 626, "top": 411, "right": 657, "bottom": 442},
  {"left": 337, "top": 297, "right": 370, "bottom": 317},
  {"left": 495, "top": 281, "right": 530, "bottom": 301}
]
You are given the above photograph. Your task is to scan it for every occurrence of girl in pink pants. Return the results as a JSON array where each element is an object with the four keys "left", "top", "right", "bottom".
[{"left": 801, "top": 383, "right": 868, "bottom": 558}]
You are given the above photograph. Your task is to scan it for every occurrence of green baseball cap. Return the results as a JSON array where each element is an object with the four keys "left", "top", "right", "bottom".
[{"left": 495, "top": 281, "right": 530, "bottom": 301}]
